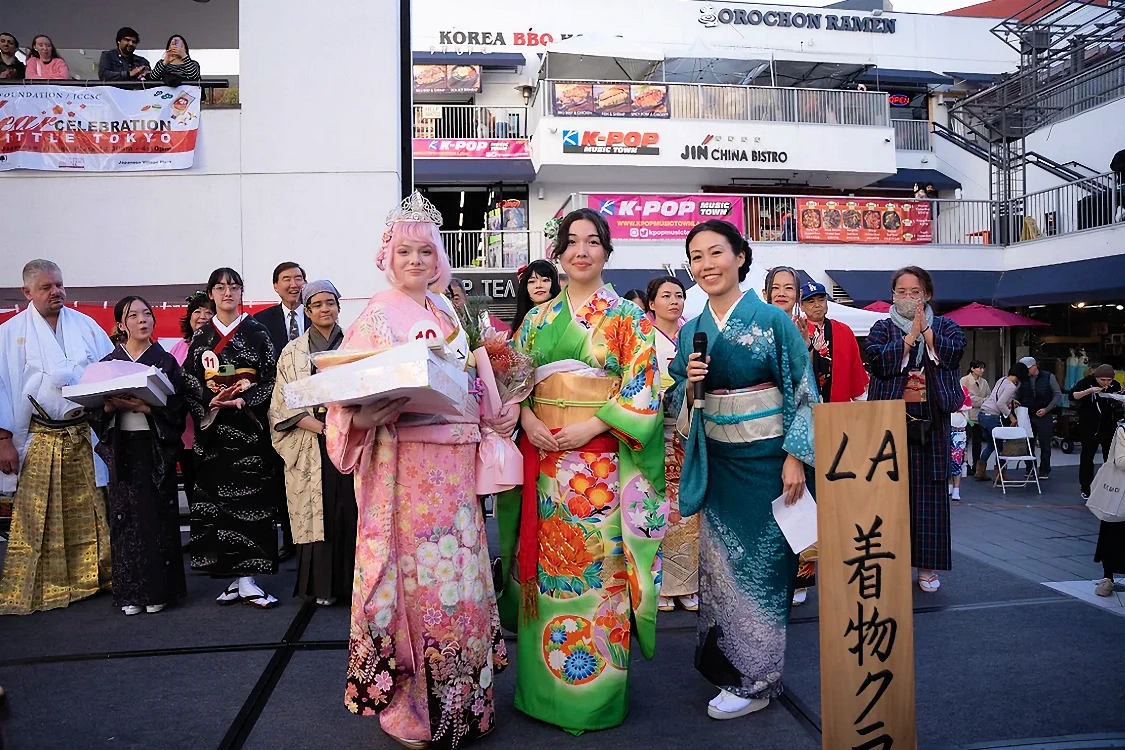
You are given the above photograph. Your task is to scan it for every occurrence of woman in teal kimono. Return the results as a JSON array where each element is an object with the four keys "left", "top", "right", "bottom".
[
  {"left": 496, "top": 208, "right": 666, "bottom": 733},
  {"left": 667, "top": 220, "right": 817, "bottom": 721}
]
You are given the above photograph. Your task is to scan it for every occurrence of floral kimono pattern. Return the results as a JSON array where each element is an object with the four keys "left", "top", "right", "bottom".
[
  {"left": 667, "top": 290, "right": 817, "bottom": 701},
  {"left": 327, "top": 289, "right": 507, "bottom": 748},
  {"left": 497, "top": 284, "right": 666, "bottom": 732}
]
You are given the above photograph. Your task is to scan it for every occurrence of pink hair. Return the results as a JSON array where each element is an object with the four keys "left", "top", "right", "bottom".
[{"left": 376, "top": 221, "right": 452, "bottom": 292}]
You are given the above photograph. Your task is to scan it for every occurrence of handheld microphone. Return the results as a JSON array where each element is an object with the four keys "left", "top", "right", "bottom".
[{"left": 693, "top": 332, "right": 708, "bottom": 405}]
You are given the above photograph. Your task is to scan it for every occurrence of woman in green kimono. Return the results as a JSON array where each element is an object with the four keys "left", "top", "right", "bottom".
[
  {"left": 668, "top": 220, "right": 817, "bottom": 721},
  {"left": 497, "top": 208, "right": 666, "bottom": 733}
]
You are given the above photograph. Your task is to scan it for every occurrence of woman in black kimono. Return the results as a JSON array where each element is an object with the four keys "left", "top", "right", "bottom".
[
  {"left": 183, "top": 267, "right": 281, "bottom": 608},
  {"left": 89, "top": 296, "right": 188, "bottom": 615}
]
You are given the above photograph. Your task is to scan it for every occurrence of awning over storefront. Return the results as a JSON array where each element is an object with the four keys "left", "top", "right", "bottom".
[
  {"left": 857, "top": 68, "right": 955, "bottom": 86},
  {"left": 412, "top": 52, "right": 527, "bottom": 70},
  {"left": 945, "top": 71, "right": 1002, "bottom": 85},
  {"left": 413, "top": 158, "right": 536, "bottom": 184},
  {"left": 872, "top": 168, "right": 962, "bottom": 191},
  {"left": 993, "top": 256, "right": 1125, "bottom": 306},
  {"left": 541, "top": 34, "right": 664, "bottom": 81},
  {"left": 828, "top": 269, "right": 1002, "bottom": 306}
]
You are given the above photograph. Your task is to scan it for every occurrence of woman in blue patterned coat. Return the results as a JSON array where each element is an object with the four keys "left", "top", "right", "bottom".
[{"left": 865, "top": 266, "right": 966, "bottom": 593}]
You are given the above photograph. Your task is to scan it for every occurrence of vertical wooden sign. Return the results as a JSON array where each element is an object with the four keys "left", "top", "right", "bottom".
[{"left": 814, "top": 400, "right": 916, "bottom": 750}]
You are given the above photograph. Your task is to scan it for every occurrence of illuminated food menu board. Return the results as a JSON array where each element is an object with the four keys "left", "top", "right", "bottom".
[{"left": 796, "top": 198, "right": 932, "bottom": 244}]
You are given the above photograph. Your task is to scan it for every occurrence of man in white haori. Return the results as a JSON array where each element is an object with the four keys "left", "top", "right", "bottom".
[{"left": 0, "top": 259, "right": 113, "bottom": 614}]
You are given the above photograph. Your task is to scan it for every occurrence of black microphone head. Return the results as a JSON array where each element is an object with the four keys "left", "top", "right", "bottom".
[{"left": 693, "top": 331, "right": 708, "bottom": 355}]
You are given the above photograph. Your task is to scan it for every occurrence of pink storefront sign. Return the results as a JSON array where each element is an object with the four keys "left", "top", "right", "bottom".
[
  {"left": 412, "top": 138, "right": 531, "bottom": 159},
  {"left": 589, "top": 194, "right": 747, "bottom": 242}
]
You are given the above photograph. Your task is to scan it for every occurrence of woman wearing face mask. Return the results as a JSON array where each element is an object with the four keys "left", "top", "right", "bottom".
[
  {"left": 669, "top": 220, "right": 817, "bottom": 720},
  {"left": 88, "top": 296, "right": 187, "bottom": 615},
  {"left": 511, "top": 260, "right": 561, "bottom": 333},
  {"left": 865, "top": 266, "right": 966, "bottom": 594},
  {"left": 497, "top": 207, "right": 665, "bottom": 734},
  {"left": 182, "top": 268, "right": 281, "bottom": 609},
  {"left": 170, "top": 291, "right": 214, "bottom": 511},
  {"left": 326, "top": 193, "right": 509, "bottom": 749},
  {"left": 644, "top": 275, "right": 698, "bottom": 613},
  {"left": 270, "top": 281, "right": 357, "bottom": 608}
]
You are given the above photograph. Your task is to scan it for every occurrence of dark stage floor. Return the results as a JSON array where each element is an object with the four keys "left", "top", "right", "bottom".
[{"left": 2, "top": 509, "right": 1124, "bottom": 749}]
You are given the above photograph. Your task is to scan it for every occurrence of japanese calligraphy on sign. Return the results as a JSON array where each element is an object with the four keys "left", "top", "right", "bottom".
[{"left": 814, "top": 400, "right": 917, "bottom": 750}]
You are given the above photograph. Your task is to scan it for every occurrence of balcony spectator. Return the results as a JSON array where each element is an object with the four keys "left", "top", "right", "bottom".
[
  {"left": 148, "top": 35, "right": 200, "bottom": 86},
  {"left": 98, "top": 27, "right": 150, "bottom": 82},
  {"left": 0, "top": 33, "right": 24, "bottom": 79},
  {"left": 25, "top": 35, "right": 69, "bottom": 79}
]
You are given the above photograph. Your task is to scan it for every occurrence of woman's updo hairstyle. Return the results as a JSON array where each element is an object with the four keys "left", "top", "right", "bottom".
[
  {"left": 550, "top": 208, "right": 614, "bottom": 261},
  {"left": 684, "top": 219, "right": 752, "bottom": 282}
]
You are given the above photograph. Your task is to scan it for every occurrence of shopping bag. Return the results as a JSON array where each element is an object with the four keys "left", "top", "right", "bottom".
[{"left": 1087, "top": 427, "right": 1125, "bottom": 522}]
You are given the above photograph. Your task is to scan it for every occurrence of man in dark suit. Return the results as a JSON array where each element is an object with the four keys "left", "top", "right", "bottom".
[
  {"left": 254, "top": 261, "right": 308, "bottom": 560},
  {"left": 256, "top": 262, "right": 310, "bottom": 357}
]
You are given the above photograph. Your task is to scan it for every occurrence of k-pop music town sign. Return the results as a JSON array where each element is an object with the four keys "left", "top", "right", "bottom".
[
  {"left": 814, "top": 400, "right": 917, "bottom": 750},
  {"left": 0, "top": 84, "right": 200, "bottom": 171}
]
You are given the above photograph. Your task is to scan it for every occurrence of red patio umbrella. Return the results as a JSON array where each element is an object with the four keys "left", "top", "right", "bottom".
[
  {"left": 864, "top": 301, "right": 891, "bottom": 313},
  {"left": 944, "top": 302, "right": 1048, "bottom": 327}
]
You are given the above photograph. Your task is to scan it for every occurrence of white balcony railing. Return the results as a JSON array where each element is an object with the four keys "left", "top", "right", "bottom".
[
  {"left": 892, "top": 119, "right": 931, "bottom": 151},
  {"left": 441, "top": 230, "right": 548, "bottom": 269},
  {"left": 413, "top": 105, "right": 529, "bottom": 140},
  {"left": 545, "top": 80, "right": 890, "bottom": 128}
]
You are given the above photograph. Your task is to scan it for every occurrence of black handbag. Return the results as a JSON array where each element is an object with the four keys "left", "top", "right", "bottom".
[{"left": 906, "top": 414, "right": 933, "bottom": 446}]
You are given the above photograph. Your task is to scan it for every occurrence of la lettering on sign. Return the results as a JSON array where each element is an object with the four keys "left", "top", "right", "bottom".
[{"left": 813, "top": 400, "right": 917, "bottom": 750}]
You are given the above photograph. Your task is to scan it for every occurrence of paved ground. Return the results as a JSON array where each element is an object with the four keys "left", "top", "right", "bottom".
[{"left": 1, "top": 464, "right": 1123, "bottom": 750}]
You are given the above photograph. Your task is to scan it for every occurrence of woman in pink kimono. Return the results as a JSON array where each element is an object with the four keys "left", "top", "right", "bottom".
[{"left": 327, "top": 192, "right": 509, "bottom": 749}]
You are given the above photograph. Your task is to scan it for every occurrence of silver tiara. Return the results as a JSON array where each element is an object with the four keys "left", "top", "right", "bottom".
[{"left": 386, "top": 190, "right": 443, "bottom": 227}]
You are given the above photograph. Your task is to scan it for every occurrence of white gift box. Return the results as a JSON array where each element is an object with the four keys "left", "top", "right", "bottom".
[
  {"left": 62, "top": 364, "right": 175, "bottom": 408},
  {"left": 283, "top": 340, "right": 469, "bottom": 416}
]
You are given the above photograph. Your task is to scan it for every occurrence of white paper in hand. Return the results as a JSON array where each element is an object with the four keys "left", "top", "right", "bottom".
[{"left": 772, "top": 487, "right": 818, "bottom": 555}]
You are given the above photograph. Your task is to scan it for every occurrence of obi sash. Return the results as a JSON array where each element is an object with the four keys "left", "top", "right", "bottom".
[
  {"left": 678, "top": 383, "right": 783, "bottom": 517},
  {"left": 531, "top": 371, "right": 620, "bottom": 429}
]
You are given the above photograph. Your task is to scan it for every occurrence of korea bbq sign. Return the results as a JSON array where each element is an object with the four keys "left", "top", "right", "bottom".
[
  {"left": 796, "top": 198, "right": 932, "bottom": 244},
  {"left": 412, "top": 138, "right": 531, "bottom": 159},
  {"left": 0, "top": 84, "right": 200, "bottom": 171},
  {"left": 591, "top": 193, "right": 746, "bottom": 241}
]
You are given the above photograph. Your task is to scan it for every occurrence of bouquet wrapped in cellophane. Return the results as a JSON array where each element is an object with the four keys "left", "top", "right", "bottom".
[{"left": 473, "top": 329, "right": 536, "bottom": 494}]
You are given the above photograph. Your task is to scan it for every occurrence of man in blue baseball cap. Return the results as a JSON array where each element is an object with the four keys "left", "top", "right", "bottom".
[{"left": 799, "top": 280, "right": 868, "bottom": 404}]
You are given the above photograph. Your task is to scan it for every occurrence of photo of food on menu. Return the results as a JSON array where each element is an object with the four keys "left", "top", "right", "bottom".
[
  {"left": 552, "top": 82, "right": 669, "bottom": 118},
  {"left": 796, "top": 198, "right": 933, "bottom": 244},
  {"left": 413, "top": 64, "right": 482, "bottom": 94}
]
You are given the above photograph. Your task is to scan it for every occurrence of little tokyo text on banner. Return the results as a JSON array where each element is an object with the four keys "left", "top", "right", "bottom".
[{"left": 0, "top": 84, "right": 200, "bottom": 172}]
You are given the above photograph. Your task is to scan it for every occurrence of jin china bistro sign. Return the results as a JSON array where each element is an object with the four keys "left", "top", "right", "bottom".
[
  {"left": 814, "top": 400, "right": 917, "bottom": 750},
  {"left": 698, "top": 5, "right": 898, "bottom": 34}
]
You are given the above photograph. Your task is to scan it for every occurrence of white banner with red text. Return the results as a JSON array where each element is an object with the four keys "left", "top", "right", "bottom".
[{"left": 0, "top": 84, "right": 200, "bottom": 172}]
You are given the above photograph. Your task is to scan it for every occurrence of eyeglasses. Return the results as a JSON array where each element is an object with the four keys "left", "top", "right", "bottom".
[
  {"left": 306, "top": 299, "right": 338, "bottom": 311},
  {"left": 211, "top": 283, "right": 242, "bottom": 294},
  {"left": 892, "top": 290, "right": 926, "bottom": 300}
]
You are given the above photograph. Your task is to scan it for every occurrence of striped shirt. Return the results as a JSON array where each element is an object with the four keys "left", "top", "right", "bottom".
[{"left": 148, "top": 57, "right": 201, "bottom": 82}]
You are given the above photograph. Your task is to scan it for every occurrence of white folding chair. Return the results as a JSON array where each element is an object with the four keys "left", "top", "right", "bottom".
[{"left": 991, "top": 426, "right": 1042, "bottom": 495}]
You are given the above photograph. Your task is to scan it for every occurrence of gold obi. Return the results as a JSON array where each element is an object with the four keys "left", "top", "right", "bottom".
[
  {"left": 531, "top": 372, "right": 620, "bottom": 430},
  {"left": 677, "top": 383, "right": 785, "bottom": 444}
]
